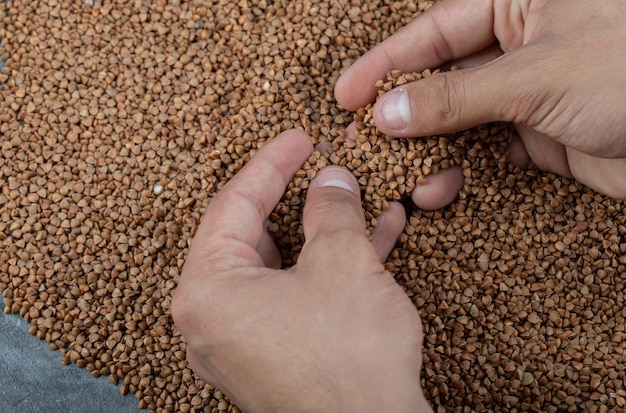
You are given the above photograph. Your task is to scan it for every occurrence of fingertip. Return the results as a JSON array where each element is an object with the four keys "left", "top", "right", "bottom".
[
  {"left": 372, "top": 63, "right": 516, "bottom": 138},
  {"left": 274, "top": 128, "right": 315, "bottom": 153},
  {"left": 507, "top": 134, "right": 530, "bottom": 168},
  {"left": 411, "top": 166, "right": 464, "bottom": 210},
  {"left": 309, "top": 166, "right": 361, "bottom": 196},
  {"left": 257, "top": 228, "right": 282, "bottom": 269},
  {"left": 198, "top": 128, "right": 314, "bottom": 250},
  {"left": 344, "top": 121, "right": 358, "bottom": 141},
  {"left": 334, "top": 72, "right": 351, "bottom": 109},
  {"left": 303, "top": 166, "right": 365, "bottom": 245},
  {"left": 334, "top": 62, "right": 381, "bottom": 111},
  {"left": 314, "top": 141, "right": 333, "bottom": 153},
  {"left": 373, "top": 87, "right": 411, "bottom": 134},
  {"left": 371, "top": 201, "right": 406, "bottom": 262}
]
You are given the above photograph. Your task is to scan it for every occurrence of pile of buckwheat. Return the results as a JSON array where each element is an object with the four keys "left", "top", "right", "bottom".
[{"left": 1, "top": 1, "right": 625, "bottom": 412}]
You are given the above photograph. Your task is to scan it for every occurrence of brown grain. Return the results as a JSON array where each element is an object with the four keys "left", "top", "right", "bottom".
[{"left": 1, "top": 1, "right": 625, "bottom": 413}]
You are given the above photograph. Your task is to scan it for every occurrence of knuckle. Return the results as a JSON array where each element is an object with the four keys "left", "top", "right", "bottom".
[
  {"left": 170, "top": 289, "right": 192, "bottom": 332},
  {"left": 429, "top": 72, "right": 466, "bottom": 126},
  {"left": 305, "top": 191, "right": 363, "bottom": 222},
  {"left": 303, "top": 227, "right": 370, "bottom": 264}
]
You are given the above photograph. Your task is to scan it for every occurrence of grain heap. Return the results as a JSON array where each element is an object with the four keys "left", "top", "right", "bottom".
[
  {"left": 0, "top": 1, "right": 625, "bottom": 413},
  {"left": 269, "top": 68, "right": 512, "bottom": 256}
]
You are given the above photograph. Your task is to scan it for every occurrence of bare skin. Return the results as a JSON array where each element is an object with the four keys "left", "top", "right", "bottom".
[
  {"left": 172, "top": 130, "right": 433, "bottom": 413},
  {"left": 336, "top": 0, "right": 626, "bottom": 203},
  {"left": 172, "top": 1, "right": 626, "bottom": 411}
]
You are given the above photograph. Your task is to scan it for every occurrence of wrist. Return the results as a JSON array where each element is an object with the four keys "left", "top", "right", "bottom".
[
  {"left": 247, "top": 370, "right": 432, "bottom": 413},
  {"left": 328, "top": 364, "right": 433, "bottom": 413},
  {"left": 344, "top": 384, "right": 432, "bottom": 413}
]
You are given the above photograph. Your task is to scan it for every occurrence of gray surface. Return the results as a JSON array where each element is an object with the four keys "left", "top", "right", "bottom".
[
  {"left": 2, "top": 6, "right": 142, "bottom": 411},
  {"left": 0, "top": 295, "right": 145, "bottom": 413}
]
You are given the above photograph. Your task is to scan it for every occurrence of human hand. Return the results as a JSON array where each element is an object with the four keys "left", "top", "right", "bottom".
[
  {"left": 335, "top": 0, "right": 626, "bottom": 201},
  {"left": 172, "top": 130, "right": 433, "bottom": 413}
]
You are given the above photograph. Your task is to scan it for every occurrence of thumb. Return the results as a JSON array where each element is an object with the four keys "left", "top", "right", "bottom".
[
  {"left": 304, "top": 166, "right": 410, "bottom": 264},
  {"left": 303, "top": 166, "right": 367, "bottom": 249},
  {"left": 372, "top": 52, "right": 534, "bottom": 137},
  {"left": 298, "top": 166, "right": 384, "bottom": 278}
]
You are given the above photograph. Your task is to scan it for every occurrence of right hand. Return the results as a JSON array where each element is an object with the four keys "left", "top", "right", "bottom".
[
  {"left": 172, "top": 130, "right": 433, "bottom": 413},
  {"left": 335, "top": 0, "right": 626, "bottom": 201}
]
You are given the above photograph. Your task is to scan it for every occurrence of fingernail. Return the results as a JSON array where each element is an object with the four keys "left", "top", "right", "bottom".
[
  {"left": 381, "top": 87, "right": 410, "bottom": 131},
  {"left": 312, "top": 166, "right": 360, "bottom": 195}
]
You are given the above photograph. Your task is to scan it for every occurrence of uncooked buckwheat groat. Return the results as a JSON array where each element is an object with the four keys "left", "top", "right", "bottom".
[
  {"left": 269, "top": 68, "right": 512, "bottom": 258},
  {"left": 1, "top": 1, "right": 625, "bottom": 412}
]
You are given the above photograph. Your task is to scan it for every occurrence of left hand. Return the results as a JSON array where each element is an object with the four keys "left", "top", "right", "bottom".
[{"left": 172, "top": 129, "right": 433, "bottom": 413}]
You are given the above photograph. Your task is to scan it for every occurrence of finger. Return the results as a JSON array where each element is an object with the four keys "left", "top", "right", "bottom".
[
  {"left": 567, "top": 151, "right": 626, "bottom": 201},
  {"left": 507, "top": 134, "right": 530, "bottom": 168},
  {"left": 314, "top": 141, "right": 333, "bottom": 153},
  {"left": 335, "top": 0, "right": 495, "bottom": 111},
  {"left": 448, "top": 42, "right": 503, "bottom": 70},
  {"left": 370, "top": 202, "right": 406, "bottom": 262},
  {"left": 301, "top": 166, "right": 372, "bottom": 254},
  {"left": 343, "top": 121, "right": 358, "bottom": 141},
  {"left": 514, "top": 124, "right": 572, "bottom": 178},
  {"left": 371, "top": 47, "right": 542, "bottom": 137},
  {"left": 411, "top": 166, "right": 464, "bottom": 210},
  {"left": 346, "top": 110, "right": 463, "bottom": 211},
  {"left": 345, "top": 112, "right": 463, "bottom": 211},
  {"left": 257, "top": 224, "right": 282, "bottom": 269},
  {"left": 320, "top": 123, "right": 405, "bottom": 260},
  {"left": 196, "top": 130, "right": 313, "bottom": 255}
]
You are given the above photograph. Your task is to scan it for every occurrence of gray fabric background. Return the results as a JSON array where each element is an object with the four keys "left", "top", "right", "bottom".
[
  {"left": 1, "top": 18, "right": 142, "bottom": 413},
  {"left": 1, "top": 295, "right": 145, "bottom": 413}
]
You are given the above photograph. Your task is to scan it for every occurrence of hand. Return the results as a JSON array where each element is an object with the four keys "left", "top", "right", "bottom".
[
  {"left": 335, "top": 0, "right": 626, "bottom": 201},
  {"left": 171, "top": 130, "right": 433, "bottom": 413}
]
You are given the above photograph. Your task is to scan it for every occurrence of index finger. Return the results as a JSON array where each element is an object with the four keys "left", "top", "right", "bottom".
[
  {"left": 196, "top": 129, "right": 313, "bottom": 254},
  {"left": 335, "top": 0, "right": 495, "bottom": 110}
]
